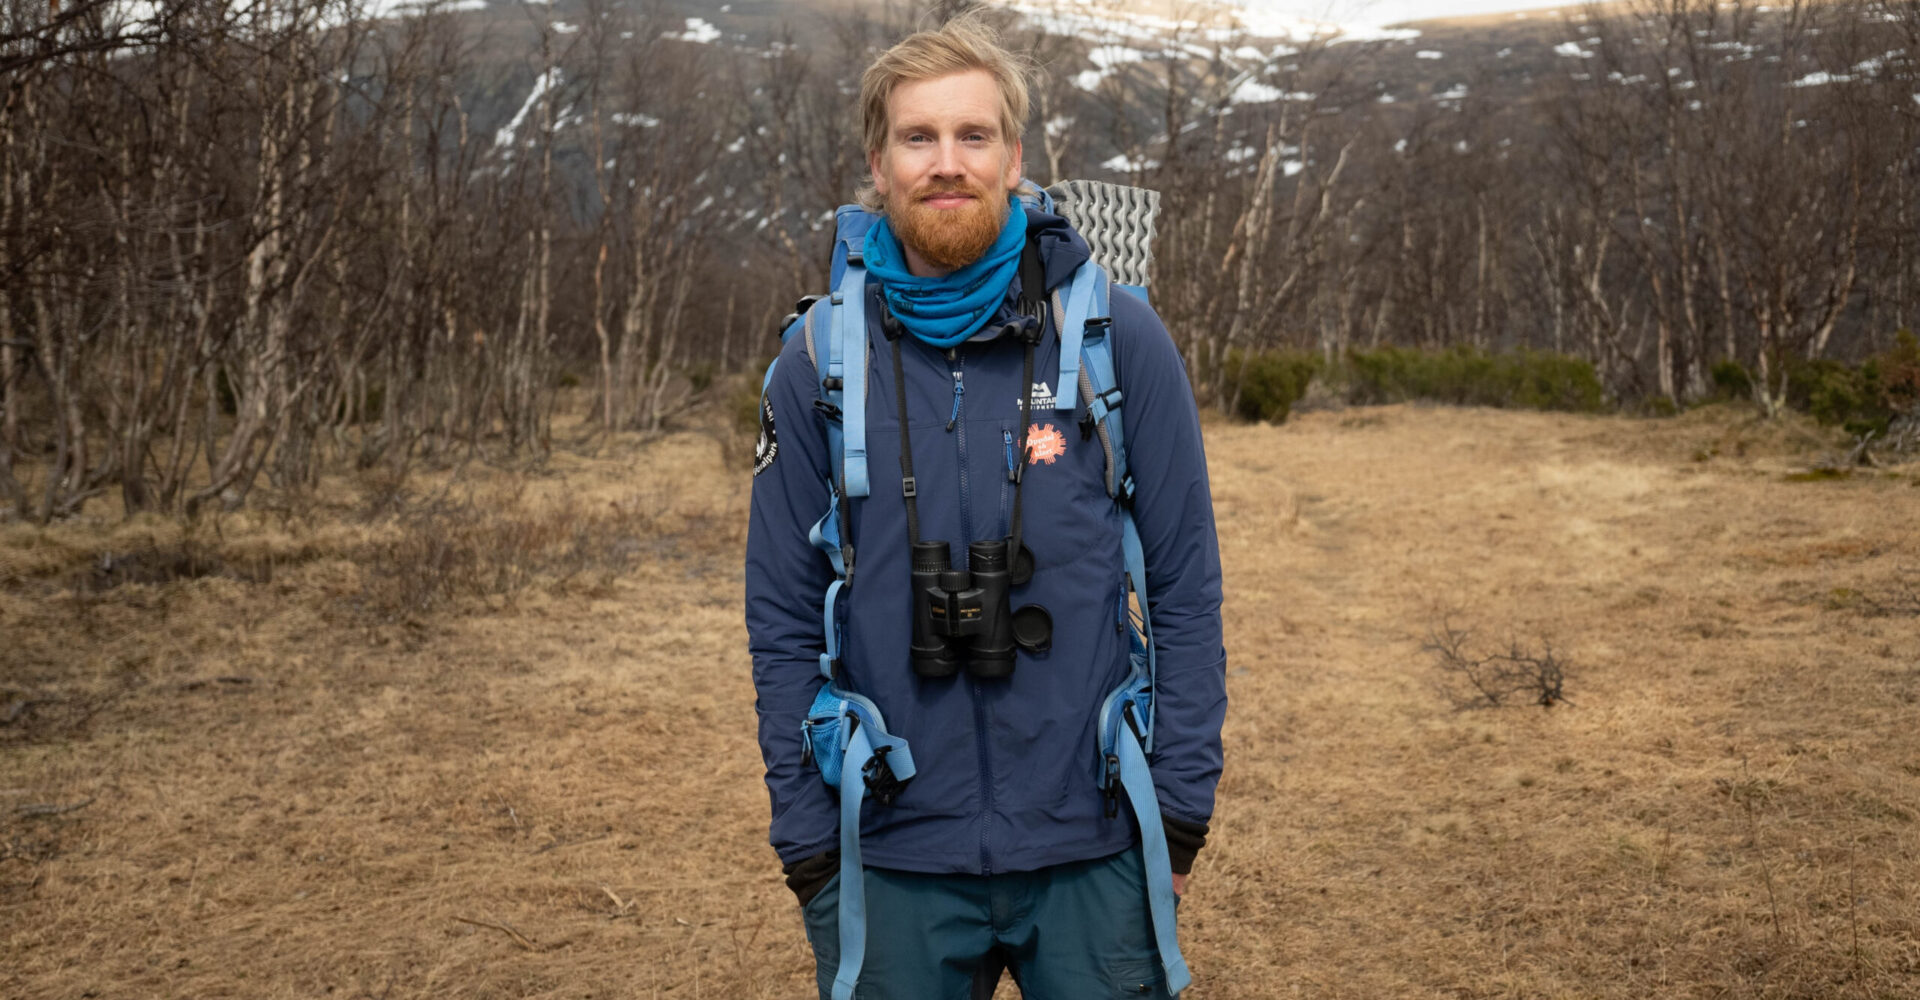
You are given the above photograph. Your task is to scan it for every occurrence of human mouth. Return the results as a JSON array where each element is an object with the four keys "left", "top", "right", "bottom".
[{"left": 919, "top": 192, "right": 977, "bottom": 210}]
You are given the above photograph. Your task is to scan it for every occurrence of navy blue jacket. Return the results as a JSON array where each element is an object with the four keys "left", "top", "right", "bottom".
[{"left": 746, "top": 209, "right": 1226, "bottom": 875}]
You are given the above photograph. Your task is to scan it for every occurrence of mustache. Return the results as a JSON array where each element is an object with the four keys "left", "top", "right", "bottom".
[{"left": 914, "top": 182, "right": 989, "bottom": 201}]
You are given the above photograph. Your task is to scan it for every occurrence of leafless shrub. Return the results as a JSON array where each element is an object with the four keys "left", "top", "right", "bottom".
[
  {"left": 1425, "top": 617, "right": 1573, "bottom": 710},
  {"left": 353, "top": 488, "right": 660, "bottom": 621}
]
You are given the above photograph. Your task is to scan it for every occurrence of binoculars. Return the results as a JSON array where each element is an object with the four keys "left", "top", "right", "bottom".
[{"left": 910, "top": 538, "right": 1051, "bottom": 680}]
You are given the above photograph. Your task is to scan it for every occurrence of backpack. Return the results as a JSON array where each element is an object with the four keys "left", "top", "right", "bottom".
[{"left": 765, "top": 180, "right": 1189, "bottom": 998}]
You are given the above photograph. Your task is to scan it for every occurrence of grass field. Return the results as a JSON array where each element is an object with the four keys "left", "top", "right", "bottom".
[{"left": 3, "top": 403, "right": 1917, "bottom": 999}]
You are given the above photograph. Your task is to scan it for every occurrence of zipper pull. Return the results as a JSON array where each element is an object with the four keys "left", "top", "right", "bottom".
[
  {"left": 1003, "top": 429, "right": 1017, "bottom": 482},
  {"left": 946, "top": 372, "right": 964, "bottom": 432}
]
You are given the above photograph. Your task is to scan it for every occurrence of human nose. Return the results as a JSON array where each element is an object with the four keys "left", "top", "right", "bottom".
[{"left": 931, "top": 136, "right": 963, "bottom": 178}]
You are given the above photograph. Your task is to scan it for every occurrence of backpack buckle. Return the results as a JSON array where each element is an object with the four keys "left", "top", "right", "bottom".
[
  {"left": 863, "top": 745, "right": 908, "bottom": 806},
  {"left": 1102, "top": 753, "right": 1122, "bottom": 818}
]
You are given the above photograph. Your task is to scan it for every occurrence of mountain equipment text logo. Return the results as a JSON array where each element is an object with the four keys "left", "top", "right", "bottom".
[{"left": 1017, "top": 381, "right": 1055, "bottom": 410}]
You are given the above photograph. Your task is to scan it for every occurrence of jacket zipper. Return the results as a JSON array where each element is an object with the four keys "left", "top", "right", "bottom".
[
  {"left": 948, "top": 348, "right": 995, "bottom": 874},
  {"left": 1000, "top": 428, "right": 1015, "bottom": 537}
]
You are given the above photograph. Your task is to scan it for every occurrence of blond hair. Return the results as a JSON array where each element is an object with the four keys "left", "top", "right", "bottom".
[{"left": 856, "top": 12, "right": 1031, "bottom": 213}]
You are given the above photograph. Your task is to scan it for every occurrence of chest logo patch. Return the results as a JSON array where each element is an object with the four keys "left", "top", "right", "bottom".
[{"left": 1026, "top": 422, "right": 1067, "bottom": 465}]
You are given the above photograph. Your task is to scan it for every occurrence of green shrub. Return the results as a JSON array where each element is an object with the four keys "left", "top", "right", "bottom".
[
  {"left": 1781, "top": 334, "right": 1920, "bottom": 436},
  {"left": 1341, "top": 346, "right": 1604, "bottom": 413},
  {"left": 1711, "top": 359, "right": 1754, "bottom": 401},
  {"left": 1224, "top": 349, "right": 1321, "bottom": 423}
]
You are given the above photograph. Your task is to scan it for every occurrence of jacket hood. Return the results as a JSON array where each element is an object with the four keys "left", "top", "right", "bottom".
[
  {"left": 962, "top": 206, "right": 1090, "bottom": 343},
  {"left": 1024, "top": 206, "right": 1092, "bottom": 294}
]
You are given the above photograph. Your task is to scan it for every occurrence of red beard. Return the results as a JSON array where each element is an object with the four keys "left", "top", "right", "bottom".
[{"left": 887, "top": 180, "right": 1008, "bottom": 271}]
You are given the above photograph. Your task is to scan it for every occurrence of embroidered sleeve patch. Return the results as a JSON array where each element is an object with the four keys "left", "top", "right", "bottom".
[{"left": 753, "top": 394, "right": 779, "bottom": 477}]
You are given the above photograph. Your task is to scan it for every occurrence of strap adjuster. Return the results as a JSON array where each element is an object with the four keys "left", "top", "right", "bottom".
[
  {"left": 901, "top": 476, "right": 917, "bottom": 499},
  {"left": 862, "top": 745, "right": 908, "bottom": 806},
  {"left": 1102, "top": 753, "right": 1122, "bottom": 818}
]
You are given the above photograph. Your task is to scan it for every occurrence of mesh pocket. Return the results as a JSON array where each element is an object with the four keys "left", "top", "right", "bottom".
[{"left": 803, "top": 685, "right": 848, "bottom": 788}]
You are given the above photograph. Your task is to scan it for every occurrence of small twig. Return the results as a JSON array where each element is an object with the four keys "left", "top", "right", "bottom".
[
  {"left": 13, "top": 797, "right": 95, "bottom": 819},
  {"left": 451, "top": 914, "right": 537, "bottom": 951},
  {"left": 530, "top": 833, "right": 608, "bottom": 856},
  {"left": 599, "top": 885, "right": 635, "bottom": 918}
]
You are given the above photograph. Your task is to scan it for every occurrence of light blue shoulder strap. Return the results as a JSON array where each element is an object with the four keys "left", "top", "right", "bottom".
[
  {"left": 1115, "top": 712, "right": 1190, "bottom": 995},
  {"left": 1054, "top": 261, "right": 1104, "bottom": 412},
  {"left": 832, "top": 252, "right": 871, "bottom": 499},
  {"left": 1079, "top": 265, "right": 1185, "bottom": 993},
  {"left": 1077, "top": 273, "right": 1129, "bottom": 501}
]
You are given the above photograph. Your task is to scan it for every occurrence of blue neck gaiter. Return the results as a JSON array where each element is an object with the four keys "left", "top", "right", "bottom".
[{"left": 863, "top": 197, "right": 1028, "bottom": 349}]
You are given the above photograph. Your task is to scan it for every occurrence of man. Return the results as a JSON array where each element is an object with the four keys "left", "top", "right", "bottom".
[{"left": 746, "top": 13, "right": 1226, "bottom": 999}]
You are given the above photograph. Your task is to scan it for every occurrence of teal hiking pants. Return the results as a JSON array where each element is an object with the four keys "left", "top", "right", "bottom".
[{"left": 801, "top": 845, "right": 1178, "bottom": 1000}]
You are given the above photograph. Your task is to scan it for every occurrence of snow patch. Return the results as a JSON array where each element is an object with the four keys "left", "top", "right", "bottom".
[
  {"left": 1790, "top": 71, "right": 1850, "bottom": 87},
  {"left": 1089, "top": 44, "right": 1146, "bottom": 70},
  {"left": 664, "top": 17, "right": 719, "bottom": 44},
  {"left": 1554, "top": 41, "right": 1594, "bottom": 59},
  {"left": 1231, "top": 79, "right": 1312, "bottom": 103},
  {"left": 1004, "top": 1, "right": 1417, "bottom": 50},
  {"left": 1416, "top": 50, "right": 1443, "bottom": 60},
  {"left": 494, "top": 68, "right": 561, "bottom": 150},
  {"left": 1102, "top": 153, "right": 1159, "bottom": 173}
]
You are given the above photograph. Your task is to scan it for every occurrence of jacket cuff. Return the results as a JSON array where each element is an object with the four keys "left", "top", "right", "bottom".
[
  {"left": 1162, "top": 814, "right": 1209, "bottom": 875},
  {"left": 781, "top": 849, "right": 840, "bottom": 907}
]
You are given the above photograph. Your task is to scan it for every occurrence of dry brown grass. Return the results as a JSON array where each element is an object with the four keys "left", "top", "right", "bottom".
[{"left": 4, "top": 405, "right": 1918, "bottom": 999}]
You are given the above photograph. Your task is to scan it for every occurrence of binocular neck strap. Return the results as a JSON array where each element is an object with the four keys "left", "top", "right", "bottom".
[
  {"left": 886, "top": 329, "right": 925, "bottom": 547},
  {"left": 886, "top": 316, "right": 1037, "bottom": 555},
  {"left": 1007, "top": 331, "right": 1036, "bottom": 565}
]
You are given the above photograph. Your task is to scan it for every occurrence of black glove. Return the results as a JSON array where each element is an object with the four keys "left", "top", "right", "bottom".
[
  {"left": 1163, "top": 815, "right": 1209, "bottom": 876},
  {"left": 783, "top": 849, "right": 839, "bottom": 907}
]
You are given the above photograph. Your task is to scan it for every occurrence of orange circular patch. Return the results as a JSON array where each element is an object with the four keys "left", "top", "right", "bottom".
[{"left": 1026, "top": 423, "right": 1067, "bottom": 465}]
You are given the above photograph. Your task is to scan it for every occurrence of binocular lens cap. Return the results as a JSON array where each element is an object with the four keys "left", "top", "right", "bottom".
[{"left": 1011, "top": 604, "right": 1052, "bottom": 654}]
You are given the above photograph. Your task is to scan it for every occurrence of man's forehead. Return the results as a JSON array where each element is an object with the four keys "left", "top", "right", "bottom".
[{"left": 888, "top": 69, "right": 1003, "bottom": 120}]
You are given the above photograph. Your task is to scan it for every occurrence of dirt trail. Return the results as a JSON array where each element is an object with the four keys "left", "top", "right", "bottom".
[{"left": 3, "top": 406, "right": 1916, "bottom": 999}]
